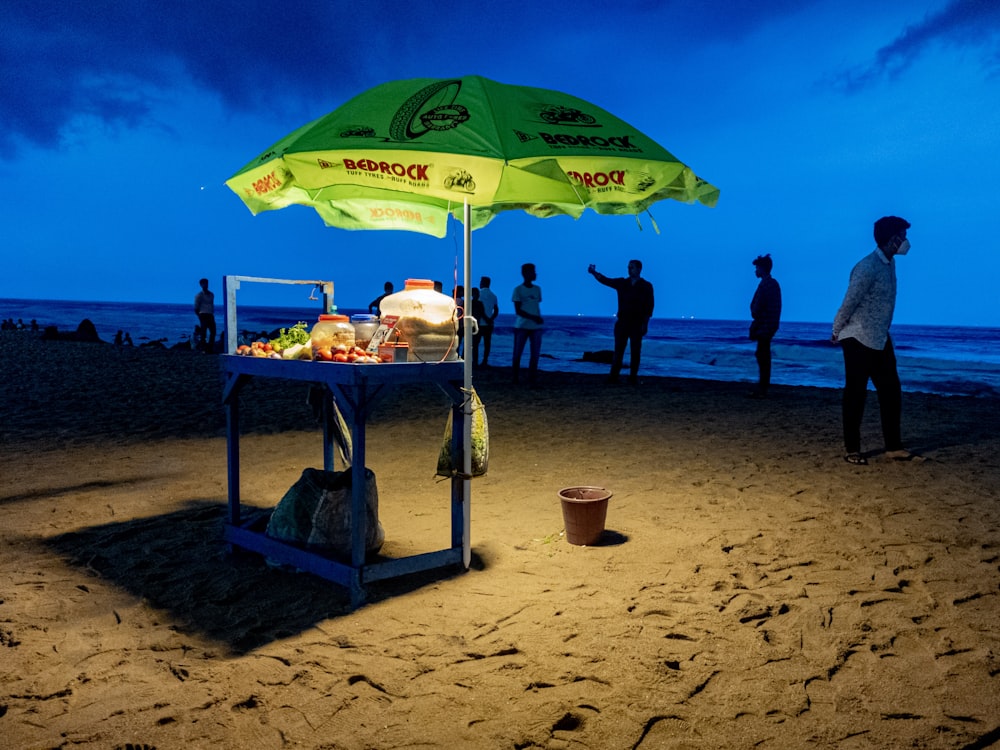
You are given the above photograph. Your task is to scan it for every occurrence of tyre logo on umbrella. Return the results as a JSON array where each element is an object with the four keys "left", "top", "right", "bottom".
[{"left": 390, "top": 79, "right": 468, "bottom": 141}]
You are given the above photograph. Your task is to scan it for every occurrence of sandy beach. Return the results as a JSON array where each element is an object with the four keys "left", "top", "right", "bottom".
[{"left": 2, "top": 330, "right": 999, "bottom": 749}]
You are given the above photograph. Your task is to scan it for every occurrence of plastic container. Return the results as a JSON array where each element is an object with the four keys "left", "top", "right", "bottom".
[
  {"left": 379, "top": 279, "right": 459, "bottom": 362},
  {"left": 310, "top": 314, "right": 355, "bottom": 353},
  {"left": 350, "top": 314, "right": 380, "bottom": 349}
]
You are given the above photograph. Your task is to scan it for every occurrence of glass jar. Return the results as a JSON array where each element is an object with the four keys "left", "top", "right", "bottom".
[
  {"left": 350, "top": 314, "right": 380, "bottom": 349},
  {"left": 310, "top": 314, "right": 355, "bottom": 353},
  {"left": 379, "top": 279, "right": 458, "bottom": 362}
]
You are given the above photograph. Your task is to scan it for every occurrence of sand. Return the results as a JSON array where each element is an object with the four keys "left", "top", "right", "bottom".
[{"left": 2, "top": 330, "right": 999, "bottom": 749}]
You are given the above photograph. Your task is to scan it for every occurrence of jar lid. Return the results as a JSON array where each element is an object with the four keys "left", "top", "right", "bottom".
[
  {"left": 318, "top": 314, "right": 349, "bottom": 322},
  {"left": 350, "top": 314, "right": 378, "bottom": 322},
  {"left": 403, "top": 279, "right": 435, "bottom": 290}
]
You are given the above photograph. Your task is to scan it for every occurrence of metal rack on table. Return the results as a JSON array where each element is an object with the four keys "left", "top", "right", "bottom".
[{"left": 220, "top": 276, "right": 469, "bottom": 607}]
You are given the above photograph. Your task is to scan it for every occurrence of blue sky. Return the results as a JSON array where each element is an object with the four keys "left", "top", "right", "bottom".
[{"left": 3, "top": 0, "right": 998, "bottom": 326}]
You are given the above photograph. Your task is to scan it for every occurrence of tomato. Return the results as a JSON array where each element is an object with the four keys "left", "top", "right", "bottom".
[
  {"left": 333, "top": 352, "right": 349, "bottom": 363},
  {"left": 316, "top": 347, "right": 334, "bottom": 361}
]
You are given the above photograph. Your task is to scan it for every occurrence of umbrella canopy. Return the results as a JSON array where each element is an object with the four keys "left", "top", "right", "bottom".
[{"left": 225, "top": 75, "right": 718, "bottom": 237}]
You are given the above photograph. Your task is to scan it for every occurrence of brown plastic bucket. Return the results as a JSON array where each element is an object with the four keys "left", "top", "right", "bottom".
[{"left": 558, "top": 486, "right": 611, "bottom": 546}]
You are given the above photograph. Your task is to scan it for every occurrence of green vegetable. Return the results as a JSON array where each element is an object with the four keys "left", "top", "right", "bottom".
[{"left": 272, "top": 322, "right": 310, "bottom": 352}]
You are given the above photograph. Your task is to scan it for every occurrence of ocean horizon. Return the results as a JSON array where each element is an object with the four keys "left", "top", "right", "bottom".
[{"left": 3, "top": 297, "right": 1000, "bottom": 398}]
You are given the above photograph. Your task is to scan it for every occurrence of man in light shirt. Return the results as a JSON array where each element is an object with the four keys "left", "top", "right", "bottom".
[
  {"left": 476, "top": 275, "right": 499, "bottom": 367},
  {"left": 832, "top": 216, "right": 916, "bottom": 465},
  {"left": 512, "top": 263, "right": 543, "bottom": 384}
]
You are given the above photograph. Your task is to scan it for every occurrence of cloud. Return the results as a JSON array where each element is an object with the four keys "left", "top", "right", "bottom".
[
  {"left": 832, "top": 0, "right": 1000, "bottom": 91},
  {"left": 0, "top": 1, "right": 389, "bottom": 154},
  {"left": 2, "top": 0, "right": 834, "bottom": 156},
  {"left": 14, "top": 0, "right": 976, "bottom": 156}
]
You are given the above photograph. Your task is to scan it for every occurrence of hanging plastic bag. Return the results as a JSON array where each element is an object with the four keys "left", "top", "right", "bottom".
[{"left": 436, "top": 387, "right": 489, "bottom": 478}]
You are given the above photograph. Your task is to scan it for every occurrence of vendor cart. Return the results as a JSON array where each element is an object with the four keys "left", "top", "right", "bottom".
[{"left": 220, "top": 276, "right": 469, "bottom": 607}]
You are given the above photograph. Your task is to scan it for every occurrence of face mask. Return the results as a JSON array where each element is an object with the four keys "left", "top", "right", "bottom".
[{"left": 895, "top": 239, "right": 911, "bottom": 256}]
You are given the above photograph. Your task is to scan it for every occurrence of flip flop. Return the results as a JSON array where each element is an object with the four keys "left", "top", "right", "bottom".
[{"left": 844, "top": 453, "right": 868, "bottom": 465}]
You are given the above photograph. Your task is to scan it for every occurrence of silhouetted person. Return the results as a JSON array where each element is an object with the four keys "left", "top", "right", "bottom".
[
  {"left": 368, "top": 281, "right": 394, "bottom": 315},
  {"left": 512, "top": 263, "right": 543, "bottom": 384},
  {"left": 833, "top": 215, "right": 916, "bottom": 465},
  {"left": 588, "top": 260, "right": 654, "bottom": 384},
  {"left": 476, "top": 275, "right": 499, "bottom": 367},
  {"left": 748, "top": 254, "right": 781, "bottom": 398},
  {"left": 470, "top": 287, "right": 487, "bottom": 366},
  {"left": 194, "top": 278, "right": 216, "bottom": 352}
]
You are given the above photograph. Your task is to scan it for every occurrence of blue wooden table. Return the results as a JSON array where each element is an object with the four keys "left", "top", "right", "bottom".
[{"left": 221, "top": 354, "right": 468, "bottom": 607}]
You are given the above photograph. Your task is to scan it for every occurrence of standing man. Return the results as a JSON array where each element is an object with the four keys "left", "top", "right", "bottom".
[
  {"left": 512, "top": 263, "right": 543, "bottom": 384},
  {"left": 194, "top": 277, "right": 216, "bottom": 353},
  {"left": 749, "top": 253, "right": 782, "bottom": 398},
  {"left": 587, "top": 259, "right": 655, "bottom": 384},
  {"left": 476, "top": 275, "right": 499, "bottom": 367},
  {"left": 832, "top": 215, "right": 915, "bottom": 465}
]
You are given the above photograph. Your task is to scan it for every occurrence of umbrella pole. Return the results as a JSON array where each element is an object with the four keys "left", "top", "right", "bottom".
[{"left": 462, "top": 200, "right": 473, "bottom": 569}]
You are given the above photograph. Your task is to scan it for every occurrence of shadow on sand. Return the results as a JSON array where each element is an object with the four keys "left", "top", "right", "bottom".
[{"left": 45, "top": 500, "right": 478, "bottom": 653}]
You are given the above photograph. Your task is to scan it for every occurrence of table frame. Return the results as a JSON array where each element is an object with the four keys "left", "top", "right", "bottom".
[{"left": 221, "top": 354, "right": 468, "bottom": 607}]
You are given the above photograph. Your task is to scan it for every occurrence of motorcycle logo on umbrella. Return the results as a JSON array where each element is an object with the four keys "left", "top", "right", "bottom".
[
  {"left": 538, "top": 104, "right": 598, "bottom": 127},
  {"left": 444, "top": 168, "right": 476, "bottom": 193}
]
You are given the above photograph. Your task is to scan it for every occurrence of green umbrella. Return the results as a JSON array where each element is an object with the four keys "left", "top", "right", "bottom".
[
  {"left": 226, "top": 76, "right": 718, "bottom": 568},
  {"left": 226, "top": 75, "right": 718, "bottom": 236}
]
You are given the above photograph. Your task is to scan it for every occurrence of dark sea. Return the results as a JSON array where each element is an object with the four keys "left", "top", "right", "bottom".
[{"left": 3, "top": 297, "right": 999, "bottom": 398}]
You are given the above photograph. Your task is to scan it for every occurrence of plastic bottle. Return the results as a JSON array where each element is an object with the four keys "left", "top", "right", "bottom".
[
  {"left": 310, "top": 314, "right": 355, "bottom": 353},
  {"left": 350, "top": 314, "right": 380, "bottom": 349},
  {"left": 379, "top": 279, "right": 458, "bottom": 362}
]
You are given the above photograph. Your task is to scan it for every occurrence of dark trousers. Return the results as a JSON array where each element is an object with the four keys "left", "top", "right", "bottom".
[
  {"left": 840, "top": 336, "right": 902, "bottom": 453},
  {"left": 197, "top": 313, "right": 216, "bottom": 351},
  {"left": 611, "top": 320, "right": 643, "bottom": 382},
  {"left": 755, "top": 335, "right": 774, "bottom": 393},
  {"left": 513, "top": 328, "right": 542, "bottom": 382},
  {"left": 473, "top": 324, "right": 494, "bottom": 365}
]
